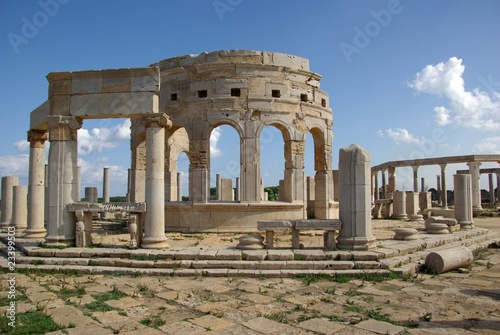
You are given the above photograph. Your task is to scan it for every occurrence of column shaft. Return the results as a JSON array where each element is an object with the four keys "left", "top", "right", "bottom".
[
  {"left": 0, "top": 176, "right": 19, "bottom": 227},
  {"left": 102, "top": 167, "right": 110, "bottom": 219},
  {"left": 26, "top": 129, "right": 48, "bottom": 238},
  {"left": 141, "top": 114, "right": 171, "bottom": 249},
  {"left": 440, "top": 164, "right": 448, "bottom": 209},
  {"left": 12, "top": 186, "right": 28, "bottom": 236},
  {"left": 412, "top": 166, "right": 419, "bottom": 192},
  {"left": 467, "top": 162, "right": 482, "bottom": 210}
]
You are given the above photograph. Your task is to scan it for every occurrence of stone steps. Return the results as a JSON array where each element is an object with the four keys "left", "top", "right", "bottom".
[{"left": 1, "top": 227, "right": 499, "bottom": 278}]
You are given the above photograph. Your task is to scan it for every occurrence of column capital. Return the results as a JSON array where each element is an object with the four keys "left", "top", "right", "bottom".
[
  {"left": 47, "top": 116, "right": 82, "bottom": 141},
  {"left": 439, "top": 163, "right": 447, "bottom": 169},
  {"left": 140, "top": 113, "right": 172, "bottom": 129},
  {"left": 411, "top": 165, "right": 419, "bottom": 172},
  {"left": 27, "top": 129, "right": 48, "bottom": 148},
  {"left": 467, "top": 161, "right": 482, "bottom": 168}
]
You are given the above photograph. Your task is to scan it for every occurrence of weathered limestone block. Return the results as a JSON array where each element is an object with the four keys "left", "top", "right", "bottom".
[
  {"left": 419, "top": 192, "right": 432, "bottom": 214},
  {"left": 85, "top": 187, "right": 98, "bottom": 203},
  {"left": 337, "top": 145, "right": 376, "bottom": 250},
  {"left": 393, "top": 228, "right": 419, "bottom": 241},
  {"left": 406, "top": 192, "right": 423, "bottom": 221},
  {"left": 425, "top": 247, "right": 474, "bottom": 274},
  {"left": 425, "top": 216, "right": 457, "bottom": 233},
  {"left": 236, "top": 235, "right": 265, "bottom": 250}
]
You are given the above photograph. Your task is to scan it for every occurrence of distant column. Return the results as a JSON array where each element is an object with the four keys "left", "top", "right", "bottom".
[
  {"left": 337, "top": 145, "right": 376, "bottom": 250},
  {"left": 126, "top": 168, "right": 132, "bottom": 202},
  {"left": 467, "top": 162, "right": 482, "bottom": 210},
  {"left": 412, "top": 166, "right": 419, "bottom": 192},
  {"left": 102, "top": 167, "right": 110, "bottom": 219},
  {"left": 374, "top": 172, "right": 379, "bottom": 200},
  {"left": 216, "top": 173, "right": 222, "bottom": 201},
  {"left": 436, "top": 175, "right": 441, "bottom": 206},
  {"left": 388, "top": 166, "right": 396, "bottom": 193},
  {"left": 141, "top": 113, "right": 171, "bottom": 249},
  {"left": 85, "top": 187, "right": 98, "bottom": 203},
  {"left": 12, "top": 186, "right": 28, "bottom": 236},
  {"left": 440, "top": 163, "right": 448, "bottom": 209},
  {"left": 488, "top": 173, "right": 495, "bottom": 206},
  {"left": 235, "top": 177, "right": 240, "bottom": 201},
  {"left": 25, "top": 129, "right": 48, "bottom": 238},
  {"left": 454, "top": 174, "right": 473, "bottom": 229},
  {"left": 177, "top": 172, "right": 182, "bottom": 201},
  {"left": 0, "top": 176, "right": 19, "bottom": 228},
  {"left": 381, "top": 168, "right": 387, "bottom": 199},
  {"left": 421, "top": 177, "right": 425, "bottom": 193}
]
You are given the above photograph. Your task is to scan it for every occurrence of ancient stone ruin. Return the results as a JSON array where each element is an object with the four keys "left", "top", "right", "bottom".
[{"left": 19, "top": 50, "right": 342, "bottom": 248}]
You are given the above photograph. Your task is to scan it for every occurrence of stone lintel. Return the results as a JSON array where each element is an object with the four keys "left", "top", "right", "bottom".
[
  {"left": 30, "top": 100, "right": 50, "bottom": 130},
  {"left": 68, "top": 202, "right": 146, "bottom": 213},
  {"left": 293, "top": 219, "right": 342, "bottom": 230}
]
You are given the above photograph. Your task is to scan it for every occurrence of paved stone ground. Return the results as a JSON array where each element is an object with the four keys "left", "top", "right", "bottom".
[{"left": 1, "top": 218, "right": 499, "bottom": 334}]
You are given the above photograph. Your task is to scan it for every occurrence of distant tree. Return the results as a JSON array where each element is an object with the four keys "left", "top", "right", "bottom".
[{"left": 265, "top": 186, "right": 279, "bottom": 201}]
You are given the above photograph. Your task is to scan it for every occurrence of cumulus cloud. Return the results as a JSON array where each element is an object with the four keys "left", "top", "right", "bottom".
[
  {"left": 0, "top": 155, "right": 29, "bottom": 184},
  {"left": 13, "top": 140, "right": 30, "bottom": 153},
  {"left": 474, "top": 136, "right": 500, "bottom": 154},
  {"left": 210, "top": 127, "right": 223, "bottom": 157},
  {"left": 408, "top": 57, "right": 500, "bottom": 130},
  {"left": 386, "top": 128, "right": 423, "bottom": 145},
  {"left": 78, "top": 119, "right": 131, "bottom": 155}
]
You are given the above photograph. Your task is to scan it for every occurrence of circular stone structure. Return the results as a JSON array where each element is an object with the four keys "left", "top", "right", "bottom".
[
  {"left": 130, "top": 50, "right": 334, "bottom": 232},
  {"left": 393, "top": 228, "right": 419, "bottom": 241}
]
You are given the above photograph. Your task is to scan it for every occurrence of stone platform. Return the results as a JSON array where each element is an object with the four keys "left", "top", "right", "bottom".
[{"left": 1, "top": 224, "right": 499, "bottom": 278}]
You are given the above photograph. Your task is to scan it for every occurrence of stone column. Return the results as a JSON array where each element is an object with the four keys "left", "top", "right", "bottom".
[
  {"left": 332, "top": 169, "right": 339, "bottom": 202},
  {"left": 436, "top": 175, "right": 441, "bottom": 206},
  {"left": 84, "top": 187, "right": 98, "bottom": 203},
  {"left": 76, "top": 166, "right": 81, "bottom": 201},
  {"left": 337, "top": 144, "right": 376, "bottom": 250},
  {"left": 421, "top": 177, "right": 425, "bottom": 193},
  {"left": 235, "top": 177, "right": 240, "bottom": 201},
  {"left": 381, "top": 168, "right": 387, "bottom": 199},
  {"left": 0, "top": 176, "right": 19, "bottom": 228},
  {"left": 374, "top": 172, "right": 379, "bottom": 200},
  {"left": 412, "top": 166, "right": 419, "bottom": 192},
  {"left": 419, "top": 191, "right": 432, "bottom": 213},
  {"left": 284, "top": 140, "right": 305, "bottom": 202},
  {"left": 126, "top": 168, "right": 132, "bottom": 202},
  {"left": 177, "top": 172, "right": 182, "bottom": 201},
  {"left": 12, "top": 186, "right": 28, "bottom": 236},
  {"left": 45, "top": 116, "right": 82, "bottom": 246},
  {"left": 188, "top": 138, "right": 209, "bottom": 203},
  {"left": 25, "top": 129, "right": 48, "bottom": 238},
  {"left": 130, "top": 118, "right": 146, "bottom": 203},
  {"left": 496, "top": 172, "right": 500, "bottom": 203},
  {"left": 102, "top": 167, "right": 110, "bottom": 219},
  {"left": 240, "top": 132, "right": 260, "bottom": 202},
  {"left": 387, "top": 166, "right": 396, "bottom": 193},
  {"left": 216, "top": 173, "right": 222, "bottom": 200},
  {"left": 488, "top": 173, "right": 495, "bottom": 206},
  {"left": 454, "top": 174, "right": 473, "bottom": 229},
  {"left": 141, "top": 113, "right": 171, "bottom": 249},
  {"left": 392, "top": 191, "right": 408, "bottom": 219},
  {"left": 315, "top": 171, "right": 332, "bottom": 219},
  {"left": 439, "top": 163, "right": 448, "bottom": 209},
  {"left": 467, "top": 162, "right": 482, "bottom": 210}
]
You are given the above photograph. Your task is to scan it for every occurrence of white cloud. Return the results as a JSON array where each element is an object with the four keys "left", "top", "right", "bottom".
[
  {"left": 13, "top": 140, "right": 30, "bottom": 152},
  {"left": 375, "top": 129, "right": 384, "bottom": 138},
  {"left": 474, "top": 136, "right": 500, "bottom": 154},
  {"left": 78, "top": 119, "right": 131, "bottom": 155},
  {"left": 0, "top": 155, "right": 29, "bottom": 184},
  {"left": 386, "top": 128, "right": 423, "bottom": 145},
  {"left": 409, "top": 57, "right": 500, "bottom": 130},
  {"left": 210, "top": 127, "right": 223, "bottom": 157}
]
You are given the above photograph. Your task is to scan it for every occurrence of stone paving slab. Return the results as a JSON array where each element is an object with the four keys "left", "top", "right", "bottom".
[
  {"left": 190, "top": 314, "right": 235, "bottom": 331},
  {"left": 242, "top": 316, "right": 295, "bottom": 334},
  {"left": 297, "top": 318, "right": 346, "bottom": 334},
  {"left": 354, "top": 319, "right": 405, "bottom": 335}
]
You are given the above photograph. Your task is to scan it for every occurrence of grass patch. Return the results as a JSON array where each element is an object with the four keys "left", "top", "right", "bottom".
[
  {"left": 366, "top": 309, "right": 392, "bottom": 323},
  {"left": 323, "top": 314, "right": 346, "bottom": 323},
  {"left": 0, "top": 311, "right": 63, "bottom": 334},
  {"left": 344, "top": 303, "right": 364, "bottom": 313},
  {"left": 263, "top": 312, "right": 289, "bottom": 324},
  {"left": 345, "top": 289, "right": 363, "bottom": 297},
  {"left": 84, "top": 286, "right": 126, "bottom": 314},
  {"left": 56, "top": 286, "right": 85, "bottom": 301},
  {"left": 140, "top": 315, "right": 165, "bottom": 328},
  {"left": 130, "top": 254, "right": 158, "bottom": 261},
  {"left": 294, "top": 273, "right": 351, "bottom": 285},
  {"left": 362, "top": 295, "right": 374, "bottom": 303}
]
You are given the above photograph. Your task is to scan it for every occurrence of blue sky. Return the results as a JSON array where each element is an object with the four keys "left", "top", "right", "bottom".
[{"left": 1, "top": 0, "right": 499, "bottom": 197}]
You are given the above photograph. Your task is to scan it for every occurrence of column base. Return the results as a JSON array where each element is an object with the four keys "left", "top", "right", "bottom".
[
  {"left": 44, "top": 235, "right": 75, "bottom": 247},
  {"left": 141, "top": 236, "right": 170, "bottom": 249},
  {"left": 459, "top": 221, "right": 474, "bottom": 230},
  {"left": 0, "top": 222, "right": 11, "bottom": 228},
  {"left": 14, "top": 228, "right": 27, "bottom": 237},
  {"left": 24, "top": 228, "right": 47, "bottom": 239},
  {"left": 337, "top": 235, "right": 376, "bottom": 250},
  {"left": 391, "top": 214, "right": 408, "bottom": 220}
]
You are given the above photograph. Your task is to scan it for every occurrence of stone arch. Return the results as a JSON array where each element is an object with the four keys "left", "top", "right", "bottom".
[{"left": 166, "top": 127, "right": 189, "bottom": 201}]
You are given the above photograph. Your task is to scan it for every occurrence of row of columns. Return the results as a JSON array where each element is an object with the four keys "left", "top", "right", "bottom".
[{"left": 373, "top": 162, "right": 492, "bottom": 210}]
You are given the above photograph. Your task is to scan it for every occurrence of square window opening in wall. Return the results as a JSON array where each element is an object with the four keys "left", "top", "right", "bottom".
[
  {"left": 231, "top": 88, "right": 241, "bottom": 97},
  {"left": 271, "top": 89, "right": 281, "bottom": 98},
  {"left": 198, "top": 90, "right": 208, "bottom": 98},
  {"left": 170, "top": 93, "right": 177, "bottom": 101},
  {"left": 300, "top": 94, "right": 308, "bottom": 102},
  {"left": 321, "top": 98, "right": 326, "bottom": 107}
]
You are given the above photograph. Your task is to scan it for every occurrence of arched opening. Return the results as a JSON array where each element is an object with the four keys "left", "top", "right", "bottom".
[
  {"left": 177, "top": 151, "right": 189, "bottom": 201},
  {"left": 259, "top": 125, "right": 285, "bottom": 201},
  {"left": 209, "top": 125, "right": 240, "bottom": 201},
  {"left": 166, "top": 127, "right": 189, "bottom": 201}
]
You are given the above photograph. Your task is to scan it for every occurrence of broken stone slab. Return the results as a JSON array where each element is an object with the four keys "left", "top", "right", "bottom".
[
  {"left": 426, "top": 216, "right": 458, "bottom": 232},
  {"left": 425, "top": 246, "right": 474, "bottom": 274}
]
